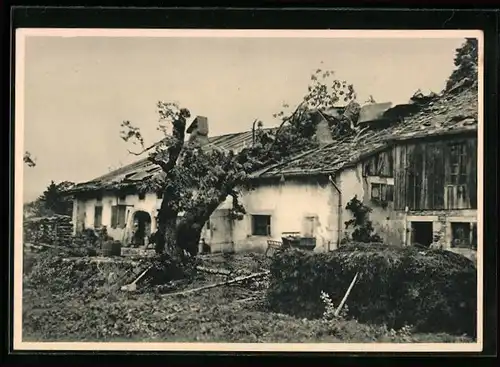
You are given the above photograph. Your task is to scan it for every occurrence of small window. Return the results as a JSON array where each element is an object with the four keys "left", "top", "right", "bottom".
[
  {"left": 447, "top": 143, "right": 468, "bottom": 185},
  {"left": 156, "top": 191, "right": 163, "bottom": 199},
  {"left": 96, "top": 193, "right": 103, "bottom": 202},
  {"left": 451, "top": 222, "right": 473, "bottom": 248},
  {"left": 303, "top": 216, "right": 317, "bottom": 237},
  {"left": 94, "top": 205, "right": 103, "bottom": 228},
  {"left": 111, "top": 205, "right": 127, "bottom": 229},
  {"left": 205, "top": 219, "right": 210, "bottom": 230},
  {"left": 371, "top": 183, "right": 394, "bottom": 202},
  {"left": 251, "top": 215, "right": 271, "bottom": 236},
  {"left": 363, "top": 151, "right": 393, "bottom": 178},
  {"left": 138, "top": 192, "right": 146, "bottom": 201},
  {"left": 118, "top": 194, "right": 127, "bottom": 202}
]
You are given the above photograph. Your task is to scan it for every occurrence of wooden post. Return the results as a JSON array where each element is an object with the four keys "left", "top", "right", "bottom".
[{"left": 334, "top": 272, "right": 359, "bottom": 317}]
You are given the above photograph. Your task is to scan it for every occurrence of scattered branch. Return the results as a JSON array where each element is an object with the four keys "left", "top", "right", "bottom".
[{"left": 24, "top": 151, "right": 36, "bottom": 167}]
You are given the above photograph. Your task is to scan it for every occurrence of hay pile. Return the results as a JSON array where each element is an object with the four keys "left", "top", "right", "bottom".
[{"left": 266, "top": 245, "right": 476, "bottom": 336}]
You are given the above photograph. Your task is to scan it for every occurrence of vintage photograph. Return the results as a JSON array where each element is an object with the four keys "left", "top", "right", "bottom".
[{"left": 14, "top": 29, "right": 482, "bottom": 352}]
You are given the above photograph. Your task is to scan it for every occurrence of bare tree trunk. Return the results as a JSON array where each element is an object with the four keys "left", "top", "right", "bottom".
[
  {"left": 176, "top": 221, "right": 203, "bottom": 256},
  {"left": 155, "top": 188, "right": 180, "bottom": 257}
]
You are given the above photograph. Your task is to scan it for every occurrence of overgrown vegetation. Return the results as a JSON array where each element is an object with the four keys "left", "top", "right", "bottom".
[
  {"left": 22, "top": 250, "right": 473, "bottom": 343},
  {"left": 343, "top": 196, "right": 382, "bottom": 243},
  {"left": 267, "top": 247, "right": 477, "bottom": 337}
]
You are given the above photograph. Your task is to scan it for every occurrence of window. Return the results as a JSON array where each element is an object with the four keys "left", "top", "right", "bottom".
[
  {"left": 251, "top": 215, "right": 271, "bottom": 236},
  {"left": 371, "top": 183, "right": 394, "bottom": 202},
  {"left": 138, "top": 192, "right": 146, "bottom": 201},
  {"left": 448, "top": 143, "right": 468, "bottom": 185},
  {"left": 363, "top": 151, "right": 393, "bottom": 177},
  {"left": 303, "top": 216, "right": 317, "bottom": 237},
  {"left": 156, "top": 191, "right": 163, "bottom": 199},
  {"left": 451, "top": 222, "right": 473, "bottom": 249},
  {"left": 205, "top": 219, "right": 210, "bottom": 230},
  {"left": 111, "top": 205, "right": 127, "bottom": 229},
  {"left": 94, "top": 205, "right": 103, "bottom": 228}
]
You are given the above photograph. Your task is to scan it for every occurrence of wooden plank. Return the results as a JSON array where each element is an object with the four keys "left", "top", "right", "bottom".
[
  {"left": 467, "top": 138, "right": 478, "bottom": 209},
  {"left": 394, "top": 146, "right": 401, "bottom": 209},
  {"left": 406, "top": 144, "right": 415, "bottom": 210},
  {"left": 334, "top": 272, "right": 359, "bottom": 317},
  {"left": 163, "top": 271, "right": 270, "bottom": 297},
  {"left": 433, "top": 143, "right": 445, "bottom": 209},
  {"left": 413, "top": 144, "right": 424, "bottom": 210},
  {"left": 396, "top": 145, "right": 407, "bottom": 210},
  {"left": 425, "top": 142, "right": 435, "bottom": 209}
]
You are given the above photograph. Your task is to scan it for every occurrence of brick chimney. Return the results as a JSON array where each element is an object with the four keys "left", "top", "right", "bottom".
[{"left": 187, "top": 116, "right": 209, "bottom": 146}]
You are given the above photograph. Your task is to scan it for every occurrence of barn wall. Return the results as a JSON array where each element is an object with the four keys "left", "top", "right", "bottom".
[
  {"left": 394, "top": 136, "right": 477, "bottom": 211},
  {"left": 392, "top": 134, "right": 478, "bottom": 250}
]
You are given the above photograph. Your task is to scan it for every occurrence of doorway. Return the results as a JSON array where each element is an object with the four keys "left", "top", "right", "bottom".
[
  {"left": 411, "top": 221, "right": 433, "bottom": 248},
  {"left": 131, "top": 210, "right": 152, "bottom": 247},
  {"left": 75, "top": 201, "right": 86, "bottom": 234},
  {"left": 209, "top": 209, "right": 234, "bottom": 253}
]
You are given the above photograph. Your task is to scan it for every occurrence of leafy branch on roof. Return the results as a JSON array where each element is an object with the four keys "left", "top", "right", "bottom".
[{"left": 118, "top": 66, "right": 360, "bottom": 272}]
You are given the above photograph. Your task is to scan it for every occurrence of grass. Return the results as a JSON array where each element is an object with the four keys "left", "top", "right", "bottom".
[{"left": 22, "top": 251, "right": 474, "bottom": 344}]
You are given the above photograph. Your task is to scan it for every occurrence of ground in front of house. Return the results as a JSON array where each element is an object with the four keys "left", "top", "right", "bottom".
[{"left": 22, "top": 250, "right": 473, "bottom": 343}]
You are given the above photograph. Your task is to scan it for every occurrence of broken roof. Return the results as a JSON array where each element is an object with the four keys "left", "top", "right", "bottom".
[
  {"left": 68, "top": 128, "right": 275, "bottom": 194},
  {"left": 358, "top": 102, "right": 393, "bottom": 123},
  {"left": 69, "top": 87, "right": 478, "bottom": 194},
  {"left": 253, "top": 87, "right": 478, "bottom": 179}
]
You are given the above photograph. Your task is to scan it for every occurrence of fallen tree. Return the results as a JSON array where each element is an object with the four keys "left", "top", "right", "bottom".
[{"left": 119, "top": 68, "right": 361, "bottom": 272}]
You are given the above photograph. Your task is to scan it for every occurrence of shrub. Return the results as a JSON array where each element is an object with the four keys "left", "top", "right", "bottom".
[
  {"left": 266, "top": 246, "right": 477, "bottom": 336},
  {"left": 344, "top": 196, "right": 382, "bottom": 243}
]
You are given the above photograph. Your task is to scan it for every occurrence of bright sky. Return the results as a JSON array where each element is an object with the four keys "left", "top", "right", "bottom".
[{"left": 21, "top": 34, "right": 466, "bottom": 202}]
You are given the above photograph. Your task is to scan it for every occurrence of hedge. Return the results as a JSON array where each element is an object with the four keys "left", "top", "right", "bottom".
[{"left": 266, "top": 245, "right": 477, "bottom": 336}]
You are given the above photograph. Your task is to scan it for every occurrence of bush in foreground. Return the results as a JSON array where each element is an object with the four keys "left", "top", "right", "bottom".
[{"left": 266, "top": 245, "right": 477, "bottom": 336}]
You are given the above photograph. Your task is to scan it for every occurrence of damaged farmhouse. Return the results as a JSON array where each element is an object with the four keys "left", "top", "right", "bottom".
[
  {"left": 66, "top": 86, "right": 477, "bottom": 257},
  {"left": 20, "top": 33, "right": 482, "bottom": 347}
]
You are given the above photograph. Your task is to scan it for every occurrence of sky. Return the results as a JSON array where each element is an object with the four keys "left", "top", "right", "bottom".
[{"left": 21, "top": 34, "right": 466, "bottom": 202}]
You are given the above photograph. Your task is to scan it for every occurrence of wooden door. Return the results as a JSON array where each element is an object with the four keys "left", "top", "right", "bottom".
[
  {"left": 208, "top": 209, "right": 234, "bottom": 253},
  {"left": 75, "top": 201, "right": 86, "bottom": 233}
]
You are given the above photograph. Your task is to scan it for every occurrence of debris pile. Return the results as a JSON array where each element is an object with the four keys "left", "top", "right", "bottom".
[
  {"left": 24, "top": 215, "right": 73, "bottom": 246},
  {"left": 267, "top": 246, "right": 477, "bottom": 336}
]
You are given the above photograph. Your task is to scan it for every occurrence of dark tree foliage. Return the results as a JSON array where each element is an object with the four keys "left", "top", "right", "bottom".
[
  {"left": 120, "top": 67, "right": 359, "bottom": 264},
  {"left": 26, "top": 181, "right": 75, "bottom": 217},
  {"left": 445, "top": 38, "right": 478, "bottom": 91}
]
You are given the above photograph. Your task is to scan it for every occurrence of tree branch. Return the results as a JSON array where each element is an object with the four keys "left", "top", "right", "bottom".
[{"left": 267, "top": 101, "right": 306, "bottom": 153}]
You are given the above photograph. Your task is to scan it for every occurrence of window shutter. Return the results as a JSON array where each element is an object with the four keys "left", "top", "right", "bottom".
[
  {"left": 387, "top": 185, "right": 394, "bottom": 202},
  {"left": 380, "top": 184, "right": 387, "bottom": 201},
  {"left": 119, "top": 206, "right": 127, "bottom": 229},
  {"left": 111, "top": 206, "right": 118, "bottom": 228},
  {"left": 94, "top": 206, "right": 102, "bottom": 228}
]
